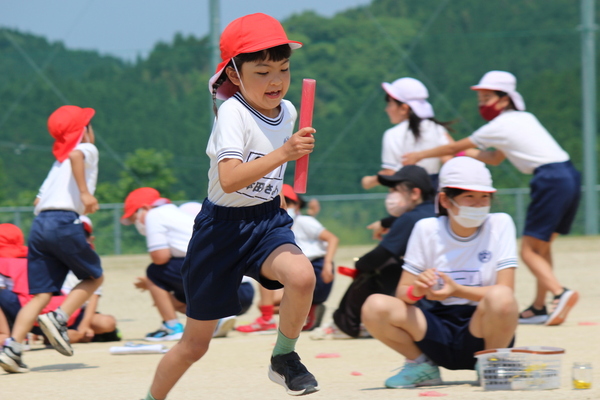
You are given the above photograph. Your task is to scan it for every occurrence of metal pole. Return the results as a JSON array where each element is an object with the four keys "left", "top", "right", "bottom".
[
  {"left": 113, "top": 207, "right": 122, "bottom": 255},
  {"left": 209, "top": 0, "right": 221, "bottom": 82},
  {"left": 581, "top": 0, "right": 599, "bottom": 235}
]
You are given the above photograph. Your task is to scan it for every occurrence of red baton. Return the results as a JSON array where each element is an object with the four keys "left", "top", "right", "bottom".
[{"left": 293, "top": 78, "right": 316, "bottom": 193}]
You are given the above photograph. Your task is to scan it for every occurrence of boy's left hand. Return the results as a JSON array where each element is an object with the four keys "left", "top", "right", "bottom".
[{"left": 283, "top": 127, "right": 315, "bottom": 161}]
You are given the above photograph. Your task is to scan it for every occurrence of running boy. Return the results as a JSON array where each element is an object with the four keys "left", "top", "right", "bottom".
[
  {"left": 144, "top": 14, "right": 318, "bottom": 399},
  {"left": 0, "top": 105, "right": 103, "bottom": 373},
  {"left": 362, "top": 157, "right": 519, "bottom": 388},
  {"left": 402, "top": 71, "right": 580, "bottom": 326}
]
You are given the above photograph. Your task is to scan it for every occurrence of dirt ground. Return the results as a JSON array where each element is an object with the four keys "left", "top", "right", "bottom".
[{"left": 2, "top": 236, "right": 600, "bottom": 400}]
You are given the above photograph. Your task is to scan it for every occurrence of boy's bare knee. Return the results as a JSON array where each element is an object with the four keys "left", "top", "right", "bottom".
[
  {"left": 179, "top": 340, "right": 210, "bottom": 363},
  {"left": 283, "top": 266, "right": 315, "bottom": 294}
]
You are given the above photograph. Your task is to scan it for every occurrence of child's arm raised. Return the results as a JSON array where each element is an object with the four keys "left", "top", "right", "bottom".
[
  {"left": 218, "top": 127, "right": 315, "bottom": 193},
  {"left": 69, "top": 150, "right": 99, "bottom": 214}
]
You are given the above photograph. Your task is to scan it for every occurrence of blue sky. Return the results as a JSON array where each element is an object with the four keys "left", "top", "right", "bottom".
[{"left": 1, "top": 0, "right": 370, "bottom": 60}]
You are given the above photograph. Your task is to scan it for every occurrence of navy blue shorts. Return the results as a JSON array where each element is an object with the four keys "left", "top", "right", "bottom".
[
  {"left": 237, "top": 282, "right": 255, "bottom": 315},
  {"left": 28, "top": 211, "right": 102, "bottom": 295},
  {"left": 147, "top": 258, "right": 186, "bottom": 303},
  {"left": 0, "top": 289, "right": 21, "bottom": 327},
  {"left": 524, "top": 161, "right": 581, "bottom": 241},
  {"left": 181, "top": 197, "right": 298, "bottom": 320},
  {"left": 416, "top": 303, "right": 515, "bottom": 371},
  {"left": 311, "top": 257, "right": 334, "bottom": 305}
]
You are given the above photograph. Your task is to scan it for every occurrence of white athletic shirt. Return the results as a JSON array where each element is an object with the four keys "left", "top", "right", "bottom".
[
  {"left": 35, "top": 143, "right": 99, "bottom": 215},
  {"left": 381, "top": 119, "right": 450, "bottom": 174},
  {"left": 206, "top": 93, "right": 297, "bottom": 207},
  {"left": 291, "top": 214, "right": 327, "bottom": 260},
  {"left": 145, "top": 204, "right": 194, "bottom": 258},
  {"left": 470, "top": 110, "right": 569, "bottom": 174},
  {"left": 403, "top": 213, "right": 518, "bottom": 306}
]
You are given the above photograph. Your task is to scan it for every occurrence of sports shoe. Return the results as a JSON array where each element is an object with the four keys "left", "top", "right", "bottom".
[
  {"left": 302, "top": 304, "right": 326, "bottom": 331},
  {"left": 518, "top": 304, "right": 548, "bottom": 325},
  {"left": 38, "top": 311, "right": 73, "bottom": 356},
  {"left": 213, "top": 316, "right": 236, "bottom": 338},
  {"left": 546, "top": 288, "right": 579, "bottom": 326},
  {"left": 385, "top": 361, "right": 442, "bottom": 388},
  {"left": 145, "top": 321, "right": 184, "bottom": 341},
  {"left": 309, "top": 321, "right": 371, "bottom": 340},
  {"left": 235, "top": 316, "right": 277, "bottom": 333},
  {"left": 0, "top": 344, "right": 29, "bottom": 373},
  {"left": 269, "top": 351, "right": 320, "bottom": 396}
]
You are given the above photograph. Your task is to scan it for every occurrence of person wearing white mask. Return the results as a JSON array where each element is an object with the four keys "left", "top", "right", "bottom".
[
  {"left": 312, "top": 165, "right": 435, "bottom": 340},
  {"left": 403, "top": 71, "right": 580, "bottom": 326},
  {"left": 121, "top": 188, "right": 192, "bottom": 341},
  {"left": 362, "top": 77, "right": 454, "bottom": 191},
  {"left": 362, "top": 157, "right": 519, "bottom": 389}
]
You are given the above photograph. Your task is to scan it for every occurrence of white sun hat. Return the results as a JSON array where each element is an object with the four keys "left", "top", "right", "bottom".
[
  {"left": 381, "top": 77, "right": 434, "bottom": 119},
  {"left": 439, "top": 157, "right": 496, "bottom": 193},
  {"left": 471, "top": 70, "right": 526, "bottom": 111}
]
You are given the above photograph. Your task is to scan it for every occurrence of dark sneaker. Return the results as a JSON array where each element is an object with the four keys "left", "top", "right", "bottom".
[
  {"left": 145, "top": 322, "right": 184, "bottom": 342},
  {"left": 0, "top": 345, "right": 29, "bottom": 373},
  {"left": 269, "top": 352, "right": 320, "bottom": 396},
  {"left": 518, "top": 304, "right": 548, "bottom": 325},
  {"left": 38, "top": 311, "right": 73, "bottom": 356}
]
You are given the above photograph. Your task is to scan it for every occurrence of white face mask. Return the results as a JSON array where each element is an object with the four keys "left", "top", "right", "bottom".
[
  {"left": 134, "top": 209, "right": 146, "bottom": 236},
  {"left": 286, "top": 208, "right": 297, "bottom": 220},
  {"left": 449, "top": 199, "right": 490, "bottom": 228},
  {"left": 385, "top": 191, "right": 409, "bottom": 217}
]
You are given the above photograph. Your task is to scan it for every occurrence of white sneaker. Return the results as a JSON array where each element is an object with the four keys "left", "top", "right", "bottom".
[
  {"left": 213, "top": 316, "right": 236, "bottom": 338},
  {"left": 309, "top": 322, "right": 352, "bottom": 340}
]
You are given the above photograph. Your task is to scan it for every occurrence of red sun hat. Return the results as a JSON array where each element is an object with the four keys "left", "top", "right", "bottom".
[
  {"left": 0, "top": 223, "right": 28, "bottom": 258},
  {"left": 121, "top": 187, "right": 171, "bottom": 225},
  {"left": 208, "top": 13, "right": 303, "bottom": 100},
  {"left": 282, "top": 184, "right": 299, "bottom": 202},
  {"left": 47, "top": 105, "right": 95, "bottom": 162}
]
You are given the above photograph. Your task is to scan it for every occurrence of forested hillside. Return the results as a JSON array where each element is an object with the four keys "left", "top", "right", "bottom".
[{"left": 0, "top": 0, "right": 597, "bottom": 206}]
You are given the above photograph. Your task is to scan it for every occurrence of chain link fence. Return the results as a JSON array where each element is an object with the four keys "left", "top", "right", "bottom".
[{"left": 1, "top": 186, "right": 598, "bottom": 256}]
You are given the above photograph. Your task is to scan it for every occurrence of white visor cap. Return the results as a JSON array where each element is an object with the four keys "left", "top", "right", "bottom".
[
  {"left": 471, "top": 70, "right": 526, "bottom": 111},
  {"left": 382, "top": 77, "right": 434, "bottom": 119},
  {"left": 439, "top": 157, "right": 496, "bottom": 193}
]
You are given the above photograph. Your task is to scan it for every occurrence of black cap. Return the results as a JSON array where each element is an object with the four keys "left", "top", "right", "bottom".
[{"left": 377, "top": 165, "right": 434, "bottom": 196}]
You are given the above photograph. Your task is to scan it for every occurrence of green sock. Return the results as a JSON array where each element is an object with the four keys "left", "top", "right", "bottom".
[
  {"left": 145, "top": 390, "right": 157, "bottom": 400},
  {"left": 272, "top": 329, "right": 298, "bottom": 357}
]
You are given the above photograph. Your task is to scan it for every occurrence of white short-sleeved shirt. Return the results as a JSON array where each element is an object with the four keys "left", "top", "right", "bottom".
[
  {"left": 470, "top": 110, "right": 569, "bottom": 174},
  {"left": 35, "top": 143, "right": 99, "bottom": 215},
  {"left": 291, "top": 215, "right": 327, "bottom": 260},
  {"left": 206, "top": 93, "right": 297, "bottom": 207},
  {"left": 382, "top": 119, "right": 450, "bottom": 174},
  {"left": 145, "top": 204, "right": 194, "bottom": 258},
  {"left": 403, "top": 213, "right": 518, "bottom": 306}
]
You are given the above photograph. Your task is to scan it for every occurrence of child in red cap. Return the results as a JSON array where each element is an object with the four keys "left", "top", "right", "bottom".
[
  {"left": 0, "top": 105, "right": 104, "bottom": 374},
  {"left": 145, "top": 13, "right": 318, "bottom": 399}
]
